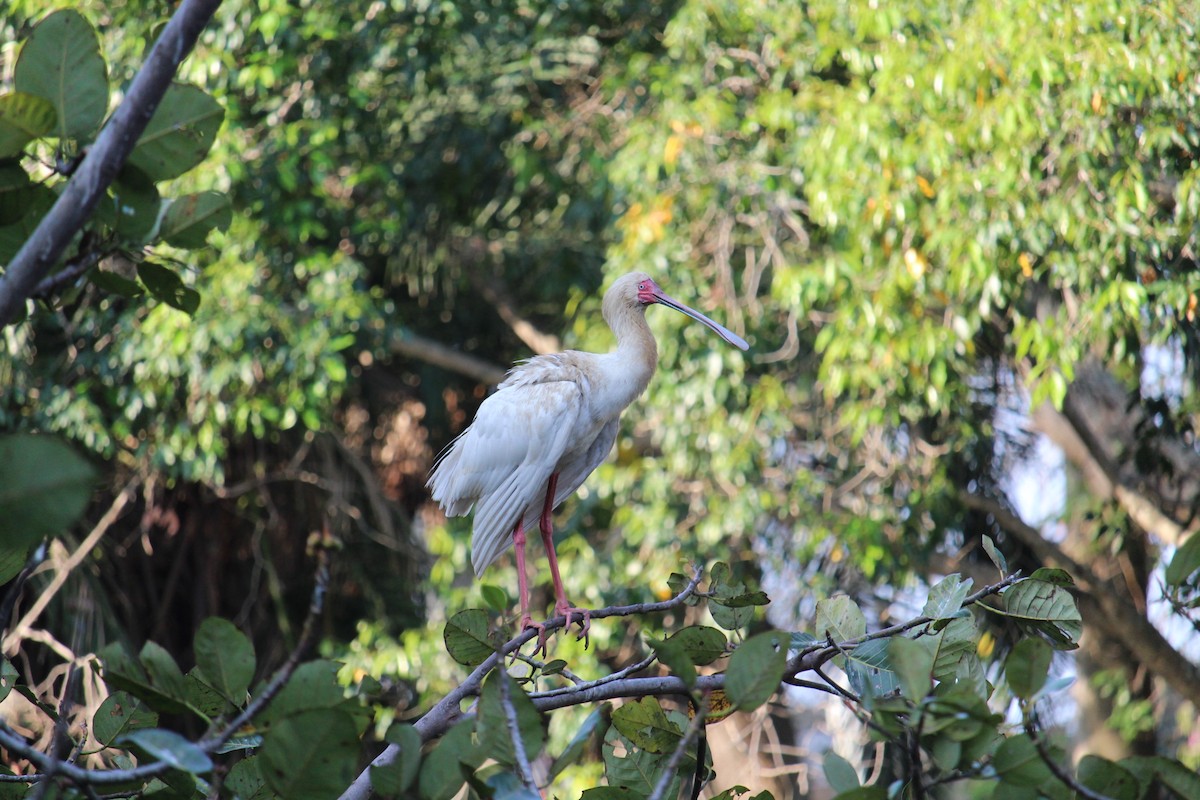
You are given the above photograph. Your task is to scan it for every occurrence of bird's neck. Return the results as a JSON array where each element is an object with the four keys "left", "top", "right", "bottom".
[{"left": 609, "top": 305, "right": 658, "bottom": 392}]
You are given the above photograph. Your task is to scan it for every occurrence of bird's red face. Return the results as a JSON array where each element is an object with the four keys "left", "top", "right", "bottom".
[{"left": 635, "top": 278, "right": 662, "bottom": 305}]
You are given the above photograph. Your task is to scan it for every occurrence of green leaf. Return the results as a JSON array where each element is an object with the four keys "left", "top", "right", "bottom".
[
  {"left": 726, "top": 631, "right": 787, "bottom": 711},
  {"left": 93, "top": 691, "right": 158, "bottom": 747},
  {"left": 160, "top": 191, "right": 233, "bottom": 248},
  {"left": 548, "top": 707, "right": 603, "bottom": 782},
  {"left": 815, "top": 595, "right": 868, "bottom": 643},
  {"left": 1165, "top": 533, "right": 1200, "bottom": 587},
  {"left": 611, "top": 697, "right": 682, "bottom": 755},
  {"left": 476, "top": 670, "right": 546, "bottom": 767},
  {"left": 1122, "top": 755, "right": 1200, "bottom": 799},
  {"left": 261, "top": 660, "right": 345, "bottom": 722},
  {"left": 127, "top": 83, "right": 224, "bottom": 181},
  {"left": 580, "top": 788, "right": 643, "bottom": 800},
  {"left": 665, "top": 625, "right": 728, "bottom": 665},
  {"left": 0, "top": 93, "right": 56, "bottom": 157},
  {"left": 418, "top": 720, "right": 479, "bottom": 800},
  {"left": 139, "top": 641, "right": 189, "bottom": 707},
  {"left": 823, "top": 752, "right": 860, "bottom": 793},
  {"left": 603, "top": 727, "right": 673, "bottom": 798},
  {"left": 0, "top": 434, "right": 95, "bottom": 551},
  {"left": 137, "top": 262, "right": 200, "bottom": 315},
  {"left": 996, "top": 580, "right": 1082, "bottom": 649},
  {"left": 0, "top": 660, "right": 16, "bottom": 704},
  {"left": 0, "top": 183, "right": 55, "bottom": 265},
  {"left": 992, "top": 733, "right": 1053, "bottom": 788},
  {"left": 108, "top": 177, "right": 162, "bottom": 243},
  {"left": 183, "top": 669, "right": 229, "bottom": 719},
  {"left": 0, "top": 160, "right": 33, "bottom": 227},
  {"left": 371, "top": 723, "right": 422, "bottom": 796},
  {"left": 479, "top": 584, "right": 509, "bottom": 614},
  {"left": 1027, "top": 568, "right": 1074, "bottom": 586},
  {"left": 922, "top": 574, "right": 972, "bottom": 619},
  {"left": 13, "top": 9, "right": 108, "bottom": 141},
  {"left": 981, "top": 535, "right": 1008, "bottom": 574},
  {"left": 888, "top": 637, "right": 935, "bottom": 702},
  {"left": 117, "top": 728, "right": 213, "bottom": 774},
  {"left": 261, "top": 708, "right": 359, "bottom": 800},
  {"left": 647, "top": 637, "right": 696, "bottom": 688},
  {"left": 193, "top": 617, "right": 256, "bottom": 702},
  {"left": 1077, "top": 756, "right": 1138, "bottom": 800},
  {"left": 444, "top": 609, "right": 497, "bottom": 666},
  {"left": 226, "top": 757, "right": 272, "bottom": 800},
  {"left": 844, "top": 638, "right": 899, "bottom": 699},
  {"left": 1005, "top": 638, "right": 1052, "bottom": 699},
  {"left": 90, "top": 268, "right": 145, "bottom": 298},
  {"left": 929, "top": 616, "right": 977, "bottom": 681},
  {"left": 0, "top": 546, "right": 27, "bottom": 586}
]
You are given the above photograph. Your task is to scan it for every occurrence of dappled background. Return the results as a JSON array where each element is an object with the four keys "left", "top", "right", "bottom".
[{"left": 3, "top": 0, "right": 1200, "bottom": 795}]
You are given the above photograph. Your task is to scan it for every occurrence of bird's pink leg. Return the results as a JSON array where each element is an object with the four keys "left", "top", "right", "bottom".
[
  {"left": 539, "top": 472, "right": 591, "bottom": 648},
  {"left": 512, "top": 520, "right": 549, "bottom": 655}
]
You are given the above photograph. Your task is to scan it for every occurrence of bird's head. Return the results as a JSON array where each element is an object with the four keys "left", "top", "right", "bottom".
[{"left": 607, "top": 272, "right": 749, "bottom": 351}]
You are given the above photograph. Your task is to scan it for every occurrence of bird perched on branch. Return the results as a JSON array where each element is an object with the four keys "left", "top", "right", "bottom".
[{"left": 428, "top": 272, "right": 748, "bottom": 652}]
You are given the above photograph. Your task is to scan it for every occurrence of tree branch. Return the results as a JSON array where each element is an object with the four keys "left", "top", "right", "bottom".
[
  {"left": 389, "top": 329, "right": 506, "bottom": 385},
  {"left": 0, "top": 0, "right": 223, "bottom": 328}
]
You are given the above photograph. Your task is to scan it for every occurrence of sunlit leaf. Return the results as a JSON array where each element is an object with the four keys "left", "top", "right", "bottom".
[
  {"left": 128, "top": 83, "right": 224, "bottom": 181},
  {"left": 726, "top": 631, "right": 786, "bottom": 711},
  {"left": 13, "top": 9, "right": 108, "bottom": 140}
]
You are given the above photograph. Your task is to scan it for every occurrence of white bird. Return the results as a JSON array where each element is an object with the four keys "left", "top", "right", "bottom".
[{"left": 427, "top": 272, "right": 748, "bottom": 650}]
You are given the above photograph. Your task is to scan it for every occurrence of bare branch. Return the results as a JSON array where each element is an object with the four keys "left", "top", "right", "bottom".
[
  {"left": 497, "top": 672, "right": 538, "bottom": 792},
  {"left": 389, "top": 329, "right": 506, "bottom": 385},
  {"left": 0, "top": 0, "right": 224, "bottom": 328}
]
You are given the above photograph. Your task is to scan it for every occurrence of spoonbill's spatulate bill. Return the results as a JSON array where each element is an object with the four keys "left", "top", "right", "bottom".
[{"left": 427, "top": 272, "right": 748, "bottom": 652}]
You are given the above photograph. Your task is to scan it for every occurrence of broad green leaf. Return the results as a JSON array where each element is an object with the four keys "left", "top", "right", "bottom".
[
  {"left": 992, "top": 733, "right": 1053, "bottom": 788},
  {"left": 0, "top": 660, "right": 15, "bottom": 705},
  {"left": 86, "top": 259, "right": 144, "bottom": 294},
  {"left": 479, "top": 584, "right": 508, "bottom": 614},
  {"left": 0, "top": 545, "right": 29, "bottom": 586},
  {"left": 929, "top": 616, "right": 977, "bottom": 680},
  {"left": 137, "top": 262, "right": 200, "bottom": 315},
  {"left": 0, "top": 161, "right": 33, "bottom": 227},
  {"left": 93, "top": 691, "right": 157, "bottom": 746},
  {"left": 444, "top": 609, "right": 497, "bottom": 666},
  {"left": 183, "top": 669, "right": 229, "bottom": 719},
  {"left": 0, "top": 183, "right": 55, "bottom": 264},
  {"left": 418, "top": 720, "right": 479, "bottom": 800},
  {"left": 1027, "top": 568, "right": 1074, "bottom": 586},
  {"left": 922, "top": 574, "right": 972, "bottom": 619},
  {"left": 226, "top": 757, "right": 272, "bottom": 800},
  {"left": 482, "top": 771, "right": 541, "bottom": 800},
  {"left": 127, "top": 83, "right": 224, "bottom": 181},
  {"left": 823, "top": 752, "right": 860, "bottom": 793},
  {"left": 139, "top": 641, "right": 188, "bottom": 706},
  {"left": 647, "top": 637, "right": 696, "bottom": 688},
  {"left": 0, "top": 434, "right": 95, "bottom": 551},
  {"left": 709, "top": 597, "right": 755, "bottom": 630},
  {"left": 117, "top": 728, "right": 213, "bottom": 774},
  {"left": 888, "top": 637, "right": 935, "bottom": 702},
  {"left": 665, "top": 625, "right": 728, "bottom": 665},
  {"left": 580, "top": 788, "right": 643, "bottom": 800},
  {"left": 830, "top": 788, "right": 887, "bottom": 800},
  {"left": 193, "top": 617, "right": 256, "bottom": 701},
  {"left": 815, "top": 596, "right": 867, "bottom": 643},
  {"left": 548, "top": 707, "right": 603, "bottom": 782},
  {"left": 371, "top": 723, "right": 422, "bottom": 796},
  {"left": 981, "top": 536, "right": 1008, "bottom": 574},
  {"left": 161, "top": 191, "right": 233, "bottom": 248},
  {"left": 476, "top": 670, "right": 546, "bottom": 767},
  {"left": 611, "top": 697, "right": 681, "bottom": 755},
  {"left": 0, "top": 93, "right": 56, "bottom": 157},
  {"left": 261, "top": 708, "right": 358, "bottom": 800},
  {"left": 1122, "top": 756, "right": 1200, "bottom": 799},
  {"left": 997, "top": 580, "right": 1082, "bottom": 649},
  {"left": 603, "top": 727, "right": 672, "bottom": 798},
  {"left": 844, "top": 638, "right": 899, "bottom": 700},
  {"left": 13, "top": 10, "right": 108, "bottom": 141},
  {"left": 1005, "top": 638, "right": 1052, "bottom": 699},
  {"left": 726, "top": 631, "right": 787, "bottom": 711},
  {"left": 1077, "top": 756, "right": 1138, "bottom": 800},
  {"left": 261, "top": 660, "right": 345, "bottom": 722},
  {"left": 1165, "top": 533, "right": 1200, "bottom": 587},
  {"left": 108, "top": 178, "right": 162, "bottom": 243}
]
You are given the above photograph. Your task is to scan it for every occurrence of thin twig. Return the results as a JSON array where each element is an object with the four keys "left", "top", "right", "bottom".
[
  {"left": 646, "top": 693, "right": 709, "bottom": 800},
  {"left": 1027, "top": 715, "right": 1114, "bottom": 800},
  {"left": 497, "top": 672, "right": 538, "bottom": 793}
]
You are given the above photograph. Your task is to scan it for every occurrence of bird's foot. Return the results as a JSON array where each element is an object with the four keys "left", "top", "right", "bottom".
[
  {"left": 555, "top": 602, "right": 592, "bottom": 650},
  {"left": 519, "top": 614, "right": 551, "bottom": 658}
]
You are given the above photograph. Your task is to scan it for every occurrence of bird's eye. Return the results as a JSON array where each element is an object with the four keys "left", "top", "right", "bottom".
[{"left": 638, "top": 282, "right": 646, "bottom": 290}]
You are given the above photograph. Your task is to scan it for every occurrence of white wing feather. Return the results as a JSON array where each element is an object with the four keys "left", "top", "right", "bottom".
[{"left": 427, "top": 378, "right": 583, "bottom": 576}]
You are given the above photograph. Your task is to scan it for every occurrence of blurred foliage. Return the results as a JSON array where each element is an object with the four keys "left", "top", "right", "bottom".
[{"left": 3, "top": 0, "right": 1200, "bottom": 796}]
